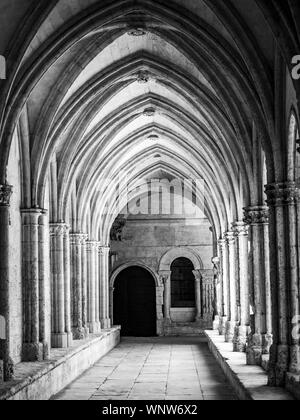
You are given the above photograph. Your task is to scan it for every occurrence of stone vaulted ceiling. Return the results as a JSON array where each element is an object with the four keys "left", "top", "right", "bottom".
[{"left": 0, "top": 0, "right": 299, "bottom": 243}]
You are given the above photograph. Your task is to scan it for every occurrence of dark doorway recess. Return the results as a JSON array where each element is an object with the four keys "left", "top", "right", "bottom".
[
  {"left": 113, "top": 266, "right": 157, "bottom": 337},
  {"left": 171, "top": 257, "right": 196, "bottom": 308}
]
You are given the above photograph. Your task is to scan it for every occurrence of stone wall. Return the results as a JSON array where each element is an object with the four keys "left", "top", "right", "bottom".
[{"left": 111, "top": 216, "right": 213, "bottom": 272}]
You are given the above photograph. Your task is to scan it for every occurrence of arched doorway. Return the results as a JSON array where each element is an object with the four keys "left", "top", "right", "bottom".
[{"left": 113, "top": 266, "right": 157, "bottom": 337}]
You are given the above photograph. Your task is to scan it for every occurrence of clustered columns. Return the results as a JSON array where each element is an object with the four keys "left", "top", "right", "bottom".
[
  {"left": 86, "top": 241, "right": 101, "bottom": 334},
  {"left": 99, "top": 246, "right": 111, "bottom": 329},
  {"left": 70, "top": 233, "right": 89, "bottom": 339},
  {"left": 244, "top": 206, "right": 272, "bottom": 365},
  {"left": 218, "top": 239, "right": 229, "bottom": 336},
  {"left": 233, "top": 222, "right": 250, "bottom": 352},
  {"left": 21, "top": 208, "right": 49, "bottom": 362},
  {"left": 217, "top": 224, "right": 251, "bottom": 353},
  {"left": 225, "top": 232, "right": 238, "bottom": 343},
  {"left": 0, "top": 184, "right": 14, "bottom": 381},
  {"left": 49, "top": 224, "right": 73, "bottom": 348},
  {"left": 265, "top": 183, "right": 300, "bottom": 387}
]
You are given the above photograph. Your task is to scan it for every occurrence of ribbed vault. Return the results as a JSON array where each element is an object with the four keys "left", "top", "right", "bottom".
[{"left": 0, "top": 0, "right": 299, "bottom": 242}]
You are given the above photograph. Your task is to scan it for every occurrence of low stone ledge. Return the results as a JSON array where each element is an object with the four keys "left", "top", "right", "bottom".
[
  {"left": 0, "top": 327, "right": 120, "bottom": 400},
  {"left": 205, "top": 330, "right": 294, "bottom": 401}
]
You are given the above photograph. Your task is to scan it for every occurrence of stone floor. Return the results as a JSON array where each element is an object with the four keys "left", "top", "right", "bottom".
[{"left": 53, "top": 337, "right": 238, "bottom": 400}]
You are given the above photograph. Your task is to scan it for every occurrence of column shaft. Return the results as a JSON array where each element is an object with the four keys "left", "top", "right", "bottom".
[
  {"left": 233, "top": 222, "right": 250, "bottom": 352},
  {"left": 0, "top": 185, "right": 14, "bottom": 380},
  {"left": 225, "top": 232, "right": 238, "bottom": 343},
  {"left": 22, "top": 209, "right": 44, "bottom": 361}
]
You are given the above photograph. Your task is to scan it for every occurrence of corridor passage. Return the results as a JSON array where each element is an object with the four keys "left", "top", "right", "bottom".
[{"left": 54, "top": 337, "right": 237, "bottom": 400}]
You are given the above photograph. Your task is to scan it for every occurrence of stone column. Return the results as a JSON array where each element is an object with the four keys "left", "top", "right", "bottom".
[
  {"left": 63, "top": 226, "right": 73, "bottom": 346},
  {"left": 81, "top": 237, "right": 89, "bottom": 337},
  {"left": 225, "top": 231, "right": 238, "bottom": 343},
  {"left": 50, "top": 223, "right": 72, "bottom": 348},
  {"left": 99, "top": 246, "right": 111, "bottom": 329},
  {"left": 21, "top": 208, "right": 44, "bottom": 361},
  {"left": 244, "top": 206, "right": 272, "bottom": 365},
  {"left": 87, "top": 241, "right": 101, "bottom": 333},
  {"left": 70, "top": 233, "right": 88, "bottom": 340},
  {"left": 159, "top": 271, "right": 172, "bottom": 322},
  {"left": 218, "top": 238, "right": 228, "bottom": 335},
  {"left": 232, "top": 222, "right": 250, "bottom": 352},
  {"left": 266, "top": 183, "right": 300, "bottom": 386},
  {"left": 38, "top": 212, "right": 50, "bottom": 359},
  {"left": 0, "top": 184, "right": 14, "bottom": 380},
  {"left": 193, "top": 270, "right": 202, "bottom": 321},
  {"left": 94, "top": 242, "right": 101, "bottom": 332},
  {"left": 212, "top": 257, "right": 221, "bottom": 330}
]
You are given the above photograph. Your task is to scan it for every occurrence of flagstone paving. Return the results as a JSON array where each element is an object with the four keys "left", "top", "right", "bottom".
[{"left": 53, "top": 337, "right": 238, "bottom": 400}]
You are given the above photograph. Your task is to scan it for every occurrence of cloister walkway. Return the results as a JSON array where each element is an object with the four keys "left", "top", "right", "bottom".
[{"left": 53, "top": 337, "right": 237, "bottom": 400}]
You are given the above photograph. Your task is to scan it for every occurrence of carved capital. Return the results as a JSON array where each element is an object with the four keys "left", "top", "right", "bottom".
[
  {"left": 232, "top": 221, "right": 249, "bottom": 237},
  {"left": 225, "top": 231, "right": 235, "bottom": 246},
  {"left": 244, "top": 206, "right": 269, "bottom": 225},
  {"left": 159, "top": 270, "right": 171, "bottom": 285},
  {"left": 86, "top": 241, "right": 99, "bottom": 252},
  {"left": 0, "top": 184, "right": 12, "bottom": 206},
  {"left": 265, "top": 182, "right": 300, "bottom": 207},
  {"left": 218, "top": 238, "right": 226, "bottom": 251},
  {"left": 193, "top": 270, "right": 202, "bottom": 282},
  {"left": 98, "top": 246, "right": 110, "bottom": 256},
  {"left": 49, "top": 223, "right": 69, "bottom": 237},
  {"left": 70, "top": 233, "right": 88, "bottom": 245}
]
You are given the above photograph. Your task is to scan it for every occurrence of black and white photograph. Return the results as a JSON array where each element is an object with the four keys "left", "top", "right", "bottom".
[{"left": 0, "top": 0, "right": 300, "bottom": 404}]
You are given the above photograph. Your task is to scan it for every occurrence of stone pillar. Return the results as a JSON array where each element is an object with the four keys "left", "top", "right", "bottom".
[
  {"left": 99, "top": 246, "right": 111, "bottom": 329},
  {"left": 266, "top": 183, "right": 300, "bottom": 386},
  {"left": 63, "top": 226, "right": 72, "bottom": 346},
  {"left": 232, "top": 222, "right": 250, "bottom": 352},
  {"left": 193, "top": 270, "right": 202, "bottom": 321},
  {"left": 159, "top": 271, "right": 172, "bottom": 322},
  {"left": 0, "top": 184, "right": 14, "bottom": 380},
  {"left": 225, "top": 231, "right": 238, "bottom": 343},
  {"left": 70, "top": 233, "right": 88, "bottom": 340},
  {"left": 21, "top": 209, "right": 44, "bottom": 361},
  {"left": 244, "top": 206, "right": 272, "bottom": 365},
  {"left": 212, "top": 257, "right": 221, "bottom": 330},
  {"left": 87, "top": 241, "right": 101, "bottom": 333},
  {"left": 218, "top": 238, "right": 228, "bottom": 335},
  {"left": 81, "top": 238, "right": 89, "bottom": 337},
  {"left": 38, "top": 212, "right": 50, "bottom": 359},
  {"left": 50, "top": 223, "right": 72, "bottom": 348}
]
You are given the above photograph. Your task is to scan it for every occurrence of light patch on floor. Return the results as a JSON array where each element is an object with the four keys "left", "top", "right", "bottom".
[{"left": 53, "top": 337, "right": 237, "bottom": 401}]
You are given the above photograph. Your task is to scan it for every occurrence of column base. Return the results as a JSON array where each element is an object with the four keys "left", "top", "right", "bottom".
[
  {"left": 213, "top": 316, "right": 220, "bottom": 331},
  {"left": 51, "top": 333, "right": 73, "bottom": 349},
  {"left": 268, "top": 344, "right": 289, "bottom": 387},
  {"left": 22, "top": 342, "right": 44, "bottom": 362},
  {"left": 42, "top": 341, "right": 50, "bottom": 360},
  {"left": 246, "top": 333, "right": 263, "bottom": 366},
  {"left": 219, "top": 316, "right": 227, "bottom": 336},
  {"left": 233, "top": 325, "right": 249, "bottom": 353},
  {"left": 88, "top": 322, "right": 102, "bottom": 334},
  {"left": 101, "top": 319, "right": 111, "bottom": 329},
  {"left": 225, "top": 321, "right": 236, "bottom": 343},
  {"left": 289, "top": 344, "right": 300, "bottom": 375},
  {"left": 72, "top": 326, "right": 89, "bottom": 340}
]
